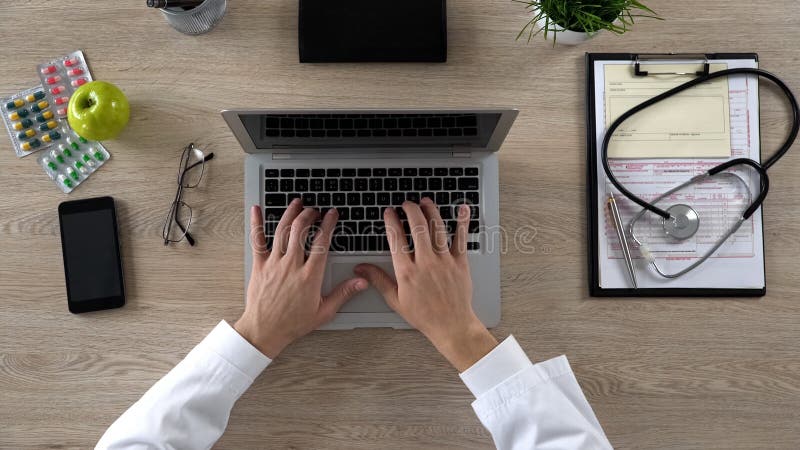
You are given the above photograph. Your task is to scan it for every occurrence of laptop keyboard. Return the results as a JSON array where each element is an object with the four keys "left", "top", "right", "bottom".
[
  {"left": 263, "top": 113, "right": 480, "bottom": 138},
  {"left": 264, "top": 166, "right": 481, "bottom": 252}
]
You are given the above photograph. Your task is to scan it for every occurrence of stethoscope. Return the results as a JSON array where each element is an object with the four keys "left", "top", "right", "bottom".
[{"left": 602, "top": 68, "right": 799, "bottom": 279}]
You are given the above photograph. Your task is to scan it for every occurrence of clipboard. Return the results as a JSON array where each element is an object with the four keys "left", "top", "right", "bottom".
[{"left": 585, "top": 53, "right": 767, "bottom": 297}]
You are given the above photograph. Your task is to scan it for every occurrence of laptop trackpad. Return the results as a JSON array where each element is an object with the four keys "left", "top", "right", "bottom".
[{"left": 330, "top": 261, "right": 394, "bottom": 313}]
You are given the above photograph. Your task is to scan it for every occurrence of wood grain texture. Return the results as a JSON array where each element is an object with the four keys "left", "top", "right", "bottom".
[{"left": 1, "top": 1, "right": 800, "bottom": 448}]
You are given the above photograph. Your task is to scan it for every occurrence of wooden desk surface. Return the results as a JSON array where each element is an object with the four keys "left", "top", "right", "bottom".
[{"left": 2, "top": 1, "right": 800, "bottom": 448}]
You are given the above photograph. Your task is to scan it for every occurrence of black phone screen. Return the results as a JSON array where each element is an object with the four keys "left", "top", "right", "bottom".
[
  {"left": 59, "top": 197, "right": 125, "bottom": 313},
  {"left": 299, "top": 0, "right": 447, "bottom": 62}
]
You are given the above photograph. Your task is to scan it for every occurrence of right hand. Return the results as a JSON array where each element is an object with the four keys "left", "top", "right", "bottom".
[{"left": 355, "top": 198, "right": 498, "bottom": 372}]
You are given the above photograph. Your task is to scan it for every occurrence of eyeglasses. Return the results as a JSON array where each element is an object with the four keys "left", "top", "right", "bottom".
[{"left": 162, "top": 143, "right": 215, "bottom": 246}]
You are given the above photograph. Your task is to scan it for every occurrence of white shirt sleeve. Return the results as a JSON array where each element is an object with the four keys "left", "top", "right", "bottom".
[
  {"left": 95, "top": 320, "right": 271, "bottom": 450},
  {"left": 460, "top": 336, "right": 613, "bottom": 450}
]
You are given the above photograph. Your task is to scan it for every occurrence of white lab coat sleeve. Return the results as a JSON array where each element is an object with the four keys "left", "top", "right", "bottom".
[
  {"left": 460, "top": 336, "right": 613, "bottom": 450},
  {"left": 95, "top": 320, "right": 271, "bottom": 450}
]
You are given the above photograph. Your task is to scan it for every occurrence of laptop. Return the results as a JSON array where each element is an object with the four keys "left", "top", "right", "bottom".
[{"left": 222, "top": 109, "right": 518, "bottom": 329}]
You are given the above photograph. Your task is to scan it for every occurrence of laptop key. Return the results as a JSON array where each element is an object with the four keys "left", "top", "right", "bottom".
[
  {"left": 449, "top": 167, "right": 463, "bottom": 176},
  {"left": 265, "top": 194, "right": 286, "bottom": 206},
  {"left": 466, "top": 192, "right": 479, "bottom": 204},
  {"left": 311, "top": 169, "right": 325, "bottom": 177},
  {"left": 388, "top": 168, "right": 402, "bottom": 176},
  {"left": 340, "top": 179, "right": 353, "bottom": 191},
  {"left": 434, "top": 168, "right": 448, "bottom": 176},
  {"left": 355, "top": 178, "right": 368, "bottom": 191},
  {"left": 443, "top": 178, "right": 457, "bottom": 190},
  {"left": 406, "top": 192, "right": 420, "bottom": 203},
  {"left": 265, "top": 179, "right": 279, "bottom": 192},
  {"left": 403, "top": 168, "right": 417, "bottom": 176},
  {"left": 310, "top": 179, "right": 324, "bottom": 191},
  {"left": 362, "top": 192, "right": 376, "bottom": 205},
  {"left": 280, "top": 179, "right": 293, "bottom": 191},
  {"left": 465, "top": 167, "right": 479, "bottom": 176},
  {"left": 419, "top": 168, "right": 433, "bottom": 176},
  {"left": 436, "top": 192, "right": 449, "bottom": 204},
  {"left": 357, "top": 168, "right": 371, "bottom": 176},
  {"left": 366, "top": 207, "right": 380, "bottom": 220},
  {"left": 347, "top": 193, "right": 360, "bottom": 205},
  {"left": 458, "top": 178, "right": 479, "bottom": 190},
  {"left": 468, "top": 221, "right": 480, "bottom": 233},
  {"left": 317, "top": 193, "right": 331, "bottom": 206},
  {"left": 373, "top": 168, "right": 387, "bottom": 176},
  {"left": 342, "top": 168, "right": 356, "bottom": 177},
  {"left": 369, "top": 178, "right": 382, "bottom": 191},
  {"left": 414, "top": 178, "right": 427, "bottom": 190},
  {"left": 384, "top": 178, "right": 398, "bottom": 191},
  {"left": 264, "top": 208, "right": 285, "bottom": 220},
  {"left": 265, "top": 169, "right": 279, "bottom": 178},
  {"left": 280, "top": 169, "right": 294, "bottom": 177},
  {"left": 325, "top": 179, "right": 338, "bottom": 191},
  {"left": 333, "top": 193, "right": 346, "bottom": 206},
  {"left": 392, "top": 192, "right": 406, "bottom": 205},
  {"left": 399, "top": 178, "right": 412, "bottom": 190},
  {"left": 377, "top": 192, "right": 391, "bottom": 205},
  {"left": 351, "top": 207, "right": 365, "bottom": 220},
  {"left": 302, "top": 193, "right": 315, "bottom": 205},
  {"left": 338, "top": 208, "right": 350, "bottom": 220},
  {"left": 428, "top": 178, "right": 442, "bottom": 190},
  {"left": 326, "top": 168, "right": 340, "bottom": 177},
  {"left": 288, "top": 193, "right": 302, "bottom": 203},
  {"left": 467, "top": 241, "right": 480, "bottom": 251},
  {"left": 295, "top": 179, "right": 308, "bottom": 191}
]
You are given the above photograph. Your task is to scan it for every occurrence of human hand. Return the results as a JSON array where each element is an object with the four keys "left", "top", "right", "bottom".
[
  {"left": 355, "top": 198, "right": 498, "bottom": 372},
  {"left": 234, "top": 201, "right": 368, "bottom": 358}
]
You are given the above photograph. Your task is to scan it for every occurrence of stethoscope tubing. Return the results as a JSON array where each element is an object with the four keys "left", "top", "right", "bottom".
[{"left": 601, "top": 67, "right": 799, "bottom": 220}]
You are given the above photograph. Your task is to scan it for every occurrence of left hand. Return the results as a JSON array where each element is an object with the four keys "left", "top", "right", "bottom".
[{"left": 234, "top": 201, "right": 368, "bottom": 358}]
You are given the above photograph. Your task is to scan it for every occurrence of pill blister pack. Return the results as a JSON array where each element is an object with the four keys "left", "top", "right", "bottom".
[
  {"left": 38, "top": 123, "right": 111, "bottom": 193},
  {"left": 1, "top": 85, "right": 64, "bottom": 157},
  {"left": 37, "top": 50, "right": 93, "bottom": 119}
]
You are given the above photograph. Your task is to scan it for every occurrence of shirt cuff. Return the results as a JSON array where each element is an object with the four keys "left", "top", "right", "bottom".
[
  {"left": 459, "top": 335, "right": 531, "bottom": 398},
  {"left": 195, "top": 320, "right": 272, "bottom": 381}
]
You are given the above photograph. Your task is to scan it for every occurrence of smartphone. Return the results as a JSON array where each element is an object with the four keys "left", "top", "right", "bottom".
[{"left": 58, "top": 196, "right": 125, "bottom": 313}]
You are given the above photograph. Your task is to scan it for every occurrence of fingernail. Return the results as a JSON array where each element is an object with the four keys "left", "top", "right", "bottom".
[
  {"left": 353, "top": 265, "right": 364, "bottom": 275},
  {"left": 354, "top": 280, "right": 366, "bottom": 290},
  {"left": 459, "top": 205, "right": 469, "bottom": 217},
  {"left": 291, "top": 198, "right": 300, "bottom": 205},
  {"left": 251, "top": 205, "right": 259, "bottom": 213},
  {"left": 328, "top": 208, "right": 338, "bottom": 216}
]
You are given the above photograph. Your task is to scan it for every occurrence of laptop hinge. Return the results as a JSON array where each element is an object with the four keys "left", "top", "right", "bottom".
[
  {"left": 451, "top": 152, "right": 472, "bottom": 158},
  {"left": 273, "top": 153, "right": 291, "bottom": 160}
]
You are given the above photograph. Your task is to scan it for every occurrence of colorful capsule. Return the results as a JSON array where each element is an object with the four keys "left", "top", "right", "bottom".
[
  {"left": 31, "top": 100, "right": 49, "bottom": 113},
  {"left": 67, "top": 167, "right": 79, "bottom": 180},
  {"left": 82, "top": 153, "right": 95, "bottom": 166},
  {"left": 75, "top": 160, "right": 89, "bottom": 174},
  {"left": 13, "top": 118, "right": 33, "bottom": 130},
  {"left": 39, "top": 120, "right": 58, "bottom": 131},
  {"left": 25, "top": 92, "right": 44, "bottom": 102},
  {"left": 71, "top": 78, "right": 87, "bottom": 88},
  {"left": 35, "top": 111, "right": 54, "bottom": 122},
  {"left": 17, "top": 129, "right": 36, "bottom": 139},
  {"left": 6, "top": 99, "right": 24, "bottom": 109},
  {"left": 57, "top": 108, "right": 67, "bottom": 116},
  {"left": 55, "top": 96, "right": 69, "bottom": 105},
  {"left": 50, "top": 85, "right": 66, "bottom": 95},
  {"left": 9, "top": 108, "right": 28, "bottom": 120},
  {"left": 42, "top": 157, "right": 58, "bottom": 171},
  {"left": 58, "top": 174, "right": 74, "bottom": 189},
  {"left": 92, "top": 149, "right": 105, "bottom": 161},
  {"left": 45, "top": 75, "right": 61, "bottom": 85},
  {"left": 42, "top": 131, "right": 61, "bottom": 143},
  {"left": 64, "top": 57, "right": 79, "bottom": 67},
  {"left": 79, "top": 136, "right": 88, "bottom": 143},
  {"left": 21, "top": 139, "right": 40, "bottom": 151},
  {"left": 41, "top": 65, "right": 57, "bottom": 75},
  {"left": 51, "top": 149, "right": 65, "bottom": 164},
  {"left": 67, "top": 68, "right": 84, "bottom": 77},
  {"left": 63, "top": 146, "right": 73, "bottom": 157}
]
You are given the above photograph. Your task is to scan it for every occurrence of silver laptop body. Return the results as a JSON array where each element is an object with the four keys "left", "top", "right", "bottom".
[{"left": 222, "top": 108, "right": 518, "bottom": 329}]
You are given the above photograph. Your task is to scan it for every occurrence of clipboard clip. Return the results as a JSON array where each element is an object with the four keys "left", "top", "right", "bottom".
[{"left": 634, "top": 53, "right": 710, "bottom": 77}]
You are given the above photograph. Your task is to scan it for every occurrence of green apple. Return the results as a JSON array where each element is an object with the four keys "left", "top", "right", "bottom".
[{"left": 67, "top": 81, "right": 130, "bottom": 141}]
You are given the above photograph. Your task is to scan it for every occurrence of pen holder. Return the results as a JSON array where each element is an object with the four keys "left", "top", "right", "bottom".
[{"left": 161, "top": 0, "right": 227, "bottom": 35}]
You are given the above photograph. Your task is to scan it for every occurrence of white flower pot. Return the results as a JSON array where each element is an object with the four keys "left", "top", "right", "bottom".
[{"left": 535, "top": 12, "right": 599, "bottom": 45}]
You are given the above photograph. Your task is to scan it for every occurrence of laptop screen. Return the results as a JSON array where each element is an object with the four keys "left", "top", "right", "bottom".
[{"left": 238, "top": 112, "right": 504, "bottom": 150}]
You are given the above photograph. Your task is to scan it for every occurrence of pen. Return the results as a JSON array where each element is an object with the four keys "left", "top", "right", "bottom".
[
  {"left": 607, "top": 194, "right": 637, "bottom": 288},
  {"left": 147, "top": 0, "right": 205, "bottom": 8}
]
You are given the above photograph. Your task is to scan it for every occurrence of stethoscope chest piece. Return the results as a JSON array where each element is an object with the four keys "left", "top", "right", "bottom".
[{"left": 662, "top": 204, "right": 700, "bottom": 241}]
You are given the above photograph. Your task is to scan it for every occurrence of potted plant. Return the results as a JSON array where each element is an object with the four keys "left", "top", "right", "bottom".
[{"left": 516, "top": 0, "right": 661, "bottom": 46}]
